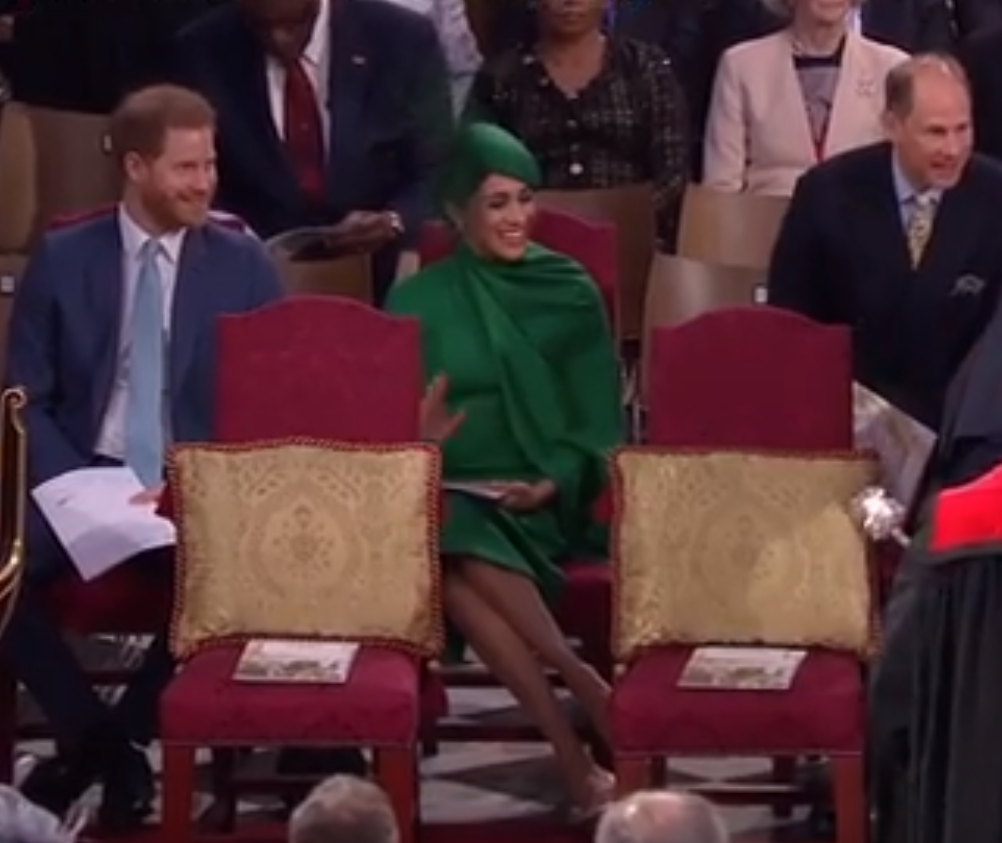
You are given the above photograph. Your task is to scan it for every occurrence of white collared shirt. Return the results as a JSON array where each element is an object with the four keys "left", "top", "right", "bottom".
[
  {"left": 265, "top": 0, "right": 332, "bottom": 145},
  {"left": 378, "top": 0, "right": 481, "bottom": 113},
  {"left": 891, "top": 154, "right": 942, "bottom": 228},
  {"left": 94, "top": 206, "right": 186, "bottom": 461}
]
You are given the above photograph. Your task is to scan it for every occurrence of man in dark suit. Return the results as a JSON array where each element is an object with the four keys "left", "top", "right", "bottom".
[
  {"left": 0, "top": 84, "right": 284, "bottom": 830},
  {"left": 175, "top": 0, "right": 451, "bottom": 302},
  {"left": 962, "top": 25, "right": 1002, "bottom": 161},
  {"left": 770, "top": 54, "right": 1002, "bottom": 432},
  {"left": 769, "top": 54, "right": 1002, "bottom": 841}
]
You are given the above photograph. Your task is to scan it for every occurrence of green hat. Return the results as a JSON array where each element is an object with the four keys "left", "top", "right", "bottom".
[{"left": 439, "top": 123, "right": 542, "bottom": 208}]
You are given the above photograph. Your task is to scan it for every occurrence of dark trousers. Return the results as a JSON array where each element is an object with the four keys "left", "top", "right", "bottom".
[{"left": 0, "top": 498, "right": 175, "bottom": 748}]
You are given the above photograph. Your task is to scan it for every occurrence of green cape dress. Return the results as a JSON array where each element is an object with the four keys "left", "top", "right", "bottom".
[{"left": 386, "top": 241, "right": 622, "bottom": 603}]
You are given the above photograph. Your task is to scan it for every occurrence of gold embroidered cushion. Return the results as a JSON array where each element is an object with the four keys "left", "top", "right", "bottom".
[
  {"left": 168, "top": 441, "right": 443, "bottom": 659},
  {"left": 612, "top": 449, "right": 876, "bottom": 661}
]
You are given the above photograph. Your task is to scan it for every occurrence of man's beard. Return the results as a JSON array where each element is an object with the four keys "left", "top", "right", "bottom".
[{"left": 141, "top": 189, "right": 207, "bottom": 231}]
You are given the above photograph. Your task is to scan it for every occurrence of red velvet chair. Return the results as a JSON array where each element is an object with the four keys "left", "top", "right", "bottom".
[
  {"left": 416, "top": 212, "right": 617, "bottom": 744},
  {"left": 159, "top": 297, "right": 427, "bottom": 843},
  {"left": 610, "top": 307, "right": 868, "bottom": 843}
]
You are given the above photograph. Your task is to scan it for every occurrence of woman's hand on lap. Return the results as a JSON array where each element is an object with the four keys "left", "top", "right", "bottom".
[{"left": 495, "top": 479, "right": 557, "bottom": 512}]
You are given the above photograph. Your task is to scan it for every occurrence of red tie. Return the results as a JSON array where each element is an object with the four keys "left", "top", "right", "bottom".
[{"left": 283, "top": 58, "right": 326, "bottom": 204}]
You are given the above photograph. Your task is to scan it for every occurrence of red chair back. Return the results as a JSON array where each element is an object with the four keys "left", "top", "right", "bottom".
[
  {"left": 417, "top": 209, "right": 618, "bottom": 330},
  {"left": 647, "top": 306, "right": 852, "bottom": 449},
  {"left": 214, "top": 297, "right": 422, "bottom": 442}
]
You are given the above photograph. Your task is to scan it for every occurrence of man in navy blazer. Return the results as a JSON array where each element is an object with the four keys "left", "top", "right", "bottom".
[
  {"left": 769, "top": 55, "right": 1002, "bottom": 433},
  {"left": 0, "top": 84, "right": 283, "bottom": 829},
  {"left": 174, "top": 0, "right": 452, "bottom": 302}
]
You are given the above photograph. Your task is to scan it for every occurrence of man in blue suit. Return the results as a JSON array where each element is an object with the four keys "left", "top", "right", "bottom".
[
  {"left": 0, "top": 84, "right": 284, "bottom": 829},
  {"left": 174, "top": 0, "right": 452, "bottom": 303}
]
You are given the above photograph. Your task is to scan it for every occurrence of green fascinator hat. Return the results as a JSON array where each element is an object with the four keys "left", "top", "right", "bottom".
[{"left": 439, "top": 123, "right": 542, "bottom": 209}]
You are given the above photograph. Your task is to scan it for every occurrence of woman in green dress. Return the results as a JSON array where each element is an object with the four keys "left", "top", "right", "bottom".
[{"left": 386, "top": 123, "right": 623, "bottom": 815}]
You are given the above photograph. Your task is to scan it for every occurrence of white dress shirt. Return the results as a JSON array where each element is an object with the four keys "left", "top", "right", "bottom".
[
  {"left": 94, "top": 207, "right": 185, "bottom": 461},
  {"left": 378, "top": 0, "right": 481, "bottom": 113},
  {"left": 265, "top": 0, "right": 332, "bottom": 144}
]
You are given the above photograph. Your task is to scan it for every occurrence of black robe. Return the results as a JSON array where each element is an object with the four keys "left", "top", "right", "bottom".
[
  {"left": 874, "top": 298, "right": 1002, "bottom": 843},
  {"left": 906, "top": 536, "right": 1002, "bottom": 843}
]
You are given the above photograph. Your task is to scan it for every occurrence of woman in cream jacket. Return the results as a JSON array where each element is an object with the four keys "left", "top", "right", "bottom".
[{"left": 703, "top": 0, "right": 907, "bottom": 195}]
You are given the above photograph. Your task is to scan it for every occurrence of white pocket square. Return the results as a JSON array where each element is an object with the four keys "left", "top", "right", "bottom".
[{"left": 952, "top": 274, "right": 986, "bottom": 296}]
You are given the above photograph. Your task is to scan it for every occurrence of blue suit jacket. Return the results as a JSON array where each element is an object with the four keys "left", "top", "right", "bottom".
[
  {"left": 4, "top": 212, "right": 284, "bottom": 489},
  {"left": 174, "top": 1, "right": 451, "bottom": 241}
]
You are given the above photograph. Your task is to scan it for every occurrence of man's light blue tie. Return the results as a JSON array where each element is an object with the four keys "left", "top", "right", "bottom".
[{"left": 124, "top": 240, "right": 165, "bottom": 487}]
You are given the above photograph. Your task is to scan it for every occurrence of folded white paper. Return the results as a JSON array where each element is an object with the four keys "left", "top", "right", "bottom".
[
  {"left": 853, "top": 383, "right": 937, "bottom": 510},
  {"left": 32, "top": 467, "right": 176, "bottom": 581},
  {"left": 443, "top": 481, "right": 506, "bottom": 501}
]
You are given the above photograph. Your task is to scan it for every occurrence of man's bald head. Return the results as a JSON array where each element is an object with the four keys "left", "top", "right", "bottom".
[
  {"left": 884, "top": 53, "right": 969, "bottom": 121},
  {"left": 882, "top": 53, "right": 973, "bottom": 191},
  {"left": 595, "top": 791, "right": 728, "bottom": 843}
]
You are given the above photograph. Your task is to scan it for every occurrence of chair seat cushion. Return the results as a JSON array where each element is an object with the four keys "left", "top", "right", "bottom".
[
  {"left": 555, "top": 562, "right": 610, "bottom": 644},
  {"left": 46, "top": 566, "right": 171, "bottom": 633},
  {"left": 161, "top": 645, "right": 422, "bottom": 745},
  {"left": 610, "top": 646, "right": 863, "bottom": 754}
]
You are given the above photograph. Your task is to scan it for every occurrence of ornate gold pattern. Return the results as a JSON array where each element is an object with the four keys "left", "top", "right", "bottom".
[
  {"left": 167, "top": 439, "right": 443, "bottom": 660},
  {"left": 0, "top": 387, "right": 27, "bottom": 640},
  {"left": 612, "top": 448, "right": 876, "bottom": 661}
]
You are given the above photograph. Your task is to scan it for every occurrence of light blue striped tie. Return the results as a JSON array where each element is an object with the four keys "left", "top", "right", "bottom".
[{"left": 124, "top": 240, "right": 165, "bottom": 487}]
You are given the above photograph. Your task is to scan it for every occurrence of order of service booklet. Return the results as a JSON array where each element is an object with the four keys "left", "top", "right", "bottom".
[
  {"left": 677, "top": 646, "right": 808, "bottom": 691},
  {"left": 233, "top": 640, "right": 360, "bottom": 685},
  {"left": 852, "top": 382, "right": 937, "bottom": 511}
]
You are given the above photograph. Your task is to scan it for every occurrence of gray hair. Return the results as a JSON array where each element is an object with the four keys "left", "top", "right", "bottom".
[
  {"left": 288, "top": 775, "right": 398, "bottom": 843},
  {"left": 759, "top": 0, "right": 864, "bottom": 21},
  {"left": 0, "top": 787, "right": 83, "bottom": 843},
  {"left": 595, "top": 791, "right": 729, "bottom": 843},
  {"left": 884, "top": 53, "right": 969, "bottom": 118}
]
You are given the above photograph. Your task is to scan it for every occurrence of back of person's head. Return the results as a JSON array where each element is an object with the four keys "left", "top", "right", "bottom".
[
  {"left": 595, "top": 791, "right": 729, "bottom": 843},
  {"left": 0, "top": 786, "right": 82, "bottom": 843},
  {"left": 109, "top": 84, "right": 218, "bottom": 231},
  {"left": 287, "top": 775, "right": 398, "bottom": 843}
]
